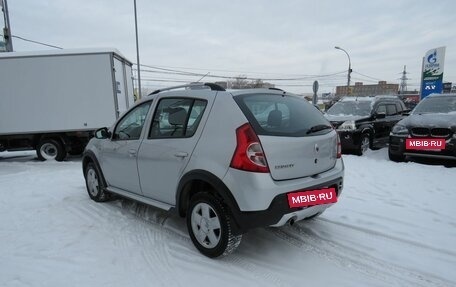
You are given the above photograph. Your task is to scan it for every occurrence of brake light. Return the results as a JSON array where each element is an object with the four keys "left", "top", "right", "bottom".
[
  {"left": 230, "top": 123, "right": 269, "bottom": 173},
  {"left": 336, "top": 134, "right": 342, "bottom": 158}
]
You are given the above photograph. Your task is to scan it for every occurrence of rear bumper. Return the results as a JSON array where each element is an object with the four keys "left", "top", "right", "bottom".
[
  {"left": 229, "top": 177, "right": 343, "bottom": 233},
  {"left": 389, "top": 135, "right": 456, "bottom": 160},
  {"left": 223, "top": 159, "right": 344, "bottom": 233}
]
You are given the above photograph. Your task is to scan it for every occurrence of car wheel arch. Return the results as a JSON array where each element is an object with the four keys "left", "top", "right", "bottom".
[
  {"left": 82, "top": 151, "right": 108, "bottom": 188},
  {"left": 360, "top": 125, "right": 374, "bottom": 136},
  {"left": 176, "top": 170, "right": 241, "bottom": 221}
]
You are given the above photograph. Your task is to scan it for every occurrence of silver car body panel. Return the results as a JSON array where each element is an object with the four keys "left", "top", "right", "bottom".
[
  {"left": 223, "top": 158, "right": 344, "bottom": 211},
  {"left": 183, "top": 93, "right": 248, "bottom": 182},
  {"left": 259, "top": 131, "right": 338, "bottom": 180},
  {"left": 137, "top": 90, "right": 217, "bottom": 205},
  {"left": 85, "top": 87, "right": 345, "bottom": 226},
  {"left": 100, "top": 139, "right": 143, "bottom": 194}
]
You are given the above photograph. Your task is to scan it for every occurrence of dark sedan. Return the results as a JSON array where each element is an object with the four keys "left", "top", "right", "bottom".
[{"left": 389, "top": 93, "right": 456, "bottom": 162}]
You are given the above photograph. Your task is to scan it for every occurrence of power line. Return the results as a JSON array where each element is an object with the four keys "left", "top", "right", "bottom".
[
  {"left": 135, "top": 62, "right": 347, "bottom": 77},
  {"left": 135, "top": 77, "right": 346, "bottom": 87},
  {"left": 11, "top": 35, "right": 63, "bottom": 49},
  {"left": 350, "top": 76, "right": 379, "bottom": 83},
  {"left": 3, "top": 34, "right": 380, "bottom": 90},
  {"left": 135, "top": 64, "right": 347, "bottom": 81},
  {"left": 352, "top": 71, "right": 382, "bottom": 81}
]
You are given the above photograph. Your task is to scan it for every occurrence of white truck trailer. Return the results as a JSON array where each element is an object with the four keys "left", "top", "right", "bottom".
[{"left": 0, "top": 48, "right": 135, "bottom": 161}]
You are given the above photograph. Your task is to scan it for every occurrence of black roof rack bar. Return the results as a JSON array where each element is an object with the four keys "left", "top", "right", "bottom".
[
  {"left": 204, "top": 83, "right": 225, "bottom": 91},
  {"left": 149, "top": 82, "right": 225, "bottom": 96}
]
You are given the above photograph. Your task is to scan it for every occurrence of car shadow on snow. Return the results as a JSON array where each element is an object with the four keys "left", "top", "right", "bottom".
[
  {"left": 103, "top": 194, "right": 333, "bottom": 262},
  {"left": 0, "top": 151, "right": 83, "bottom": 163},
  {"left": 405, "top": 156, "right": 456, "bottom": 168}
]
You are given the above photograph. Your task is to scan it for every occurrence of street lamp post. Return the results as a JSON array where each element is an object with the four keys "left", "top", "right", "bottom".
[
  {"left": 1, "top": 0, "right": 14, "bottom": 52},
  {"left": 335, "top": 46, "right": 351, "bottom": 95},
  {"left": 134, "top": 0, "right": 142, "bottom": 100}
]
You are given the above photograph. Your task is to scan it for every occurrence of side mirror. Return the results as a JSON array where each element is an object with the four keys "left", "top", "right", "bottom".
[
  {"left": 95, "top": 127, "right": 111, "bottom": 139},
  {"left": 375, "top": 112, "right": 386, "bottom": 119}
]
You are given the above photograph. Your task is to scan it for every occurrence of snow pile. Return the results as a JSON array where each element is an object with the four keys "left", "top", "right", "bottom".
[{"left": 0, "top": 150, "right": 454, "bottom": 286}]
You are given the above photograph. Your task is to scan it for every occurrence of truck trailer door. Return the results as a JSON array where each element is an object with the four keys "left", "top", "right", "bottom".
[{"left": 113, "top": 57, "right": 131, "bottom": 117}]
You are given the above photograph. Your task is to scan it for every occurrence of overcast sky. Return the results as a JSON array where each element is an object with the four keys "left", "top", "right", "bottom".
[{"left": 5, "top": 0, "right": 456, "bottom": 93}]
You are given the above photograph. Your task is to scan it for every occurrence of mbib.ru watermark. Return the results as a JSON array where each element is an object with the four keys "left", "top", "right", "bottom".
[
  {"left": 287, "top": 188, "right": 337, "bottom": 208},
  {"left": 406, "top": 138, "right": 446, "bottom": 150}
]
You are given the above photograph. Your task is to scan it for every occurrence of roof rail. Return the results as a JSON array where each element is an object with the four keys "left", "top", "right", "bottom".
[
  {"left": 374, "top": 95, "right": 399, "bottom": 99},
  {"left": 149, "top": 82, "right": 225, "bottom": 96}
]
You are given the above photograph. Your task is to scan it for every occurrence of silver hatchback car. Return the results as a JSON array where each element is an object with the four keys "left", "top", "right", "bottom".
[{"left": 83, "top": 83, "right": 344, "bottom": 257}]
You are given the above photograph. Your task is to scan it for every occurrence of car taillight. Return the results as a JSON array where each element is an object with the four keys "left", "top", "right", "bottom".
[
  {"left": 230, "top": 123, "right": 269, "bottom": 173},
  {"left": 336, "top": 134, "right": 342, "bottom": 158}
]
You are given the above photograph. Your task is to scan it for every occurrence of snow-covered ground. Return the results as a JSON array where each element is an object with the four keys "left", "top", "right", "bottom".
[{"left": 1, "top": 150, "right": 455, "bottom": 287}]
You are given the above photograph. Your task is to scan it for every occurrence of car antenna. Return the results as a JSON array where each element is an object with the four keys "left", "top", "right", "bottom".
[{"left": 196, "top": 72, "right": 210, "bottom": 82}]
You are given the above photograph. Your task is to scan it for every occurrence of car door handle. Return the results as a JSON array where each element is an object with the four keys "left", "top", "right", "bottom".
[
  {"left": 174, "top": 152, "right": 188, "bottom": 158},
  {"left": 128, "top": 149, "right": 137, "bottom": 157}
]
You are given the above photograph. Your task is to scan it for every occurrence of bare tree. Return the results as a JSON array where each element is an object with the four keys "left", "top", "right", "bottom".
[
  {"left": 231, "top": 75, "right": 249, "bottom": 89},
  {"left": 226, "top": 76, "right": 274, "bottom": 89}
]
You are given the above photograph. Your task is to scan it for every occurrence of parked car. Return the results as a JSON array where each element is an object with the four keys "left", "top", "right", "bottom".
[
  {"left": 82, "top": 83, "right": 344, "bottom": 258},
  {"left": 325, "top": 95, "right": 408, "bottom": 155},
  {"left": 389, "top": 93, "right": 456, "bottom": 162}
]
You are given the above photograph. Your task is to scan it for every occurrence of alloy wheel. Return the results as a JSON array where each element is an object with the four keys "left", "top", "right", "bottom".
[{"left": 191, "top": 202, "right": 221, "bottom": 248}]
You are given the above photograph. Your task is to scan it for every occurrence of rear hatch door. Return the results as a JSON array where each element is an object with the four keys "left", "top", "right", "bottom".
[{"left": 234, "top": 92, "right": 337, "bottom": 180}]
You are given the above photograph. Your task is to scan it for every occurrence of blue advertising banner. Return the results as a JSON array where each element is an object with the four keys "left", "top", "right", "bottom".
[{"left": 421, "top": 47, "right": 446, "bottom": 99}]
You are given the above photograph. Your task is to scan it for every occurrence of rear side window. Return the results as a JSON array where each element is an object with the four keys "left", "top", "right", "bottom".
[
  {"left": 386, "top": 104, "right": 397, "bottom": 116},
  {"left": 149, "top": 98, "right": 207, "bottom": 139},
  {"left": 234, "top": 94, "right": 331, "bottom": 137}
]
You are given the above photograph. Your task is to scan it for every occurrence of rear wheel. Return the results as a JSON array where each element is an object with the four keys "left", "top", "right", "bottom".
[
  {"left": 36, "top": 139, "right": 66, "bottom": 161},
  {"left": 356, "top": 133, "right": 370, "bottom": 156},
  {"left": 187, "top": 193, "right": 242, "bottom": 258}
]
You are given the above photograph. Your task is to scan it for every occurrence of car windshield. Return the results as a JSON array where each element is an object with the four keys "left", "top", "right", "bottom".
[
  {"left": 412, "top": 96, "right": 456, "bottom": 114},
  {"left": 326, "top": 100, "right": 372, "bottom": 116}
]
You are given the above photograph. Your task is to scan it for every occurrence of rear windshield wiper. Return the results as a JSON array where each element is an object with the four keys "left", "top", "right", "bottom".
[{"left": 306, "top": 124, "right": 333, "bottom": 134}]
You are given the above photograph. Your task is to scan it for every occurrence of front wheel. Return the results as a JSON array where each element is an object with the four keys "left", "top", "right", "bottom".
[
  {"left": 187, "top": 193, "right": 242, "bottom": 258},
  {"left": 84, "top": 162, "right": 109, "bottom": 202}
]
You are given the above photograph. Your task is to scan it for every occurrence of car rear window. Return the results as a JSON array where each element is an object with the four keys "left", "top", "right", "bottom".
[{"left": 234, "top": 93, "right": 331, "bottom": 137}]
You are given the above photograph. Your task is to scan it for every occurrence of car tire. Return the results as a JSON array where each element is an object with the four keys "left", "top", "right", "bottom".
[
  {"left": 36, "top": 139, "right": 66, "bottom": 161},
  {"left": 356, "top": 133, "right": 370, "bottom": 156},
  {"left": 187, "top": 192, "right": 242, "bottom": 258},
  {"left": 388, "top": 149, "right": 405, "bottom": 162},
  {"left": 84, "top": 162, "right": 110, "bottom": 202}
]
